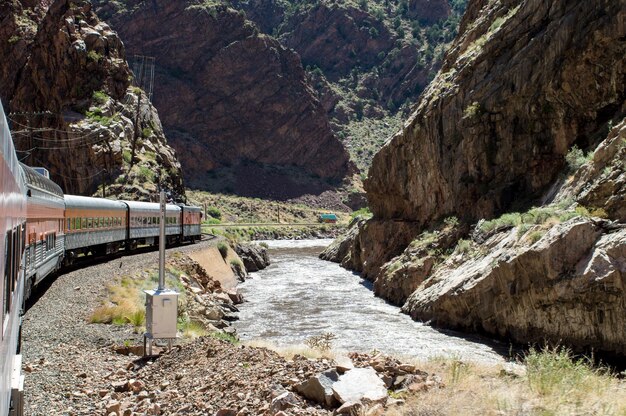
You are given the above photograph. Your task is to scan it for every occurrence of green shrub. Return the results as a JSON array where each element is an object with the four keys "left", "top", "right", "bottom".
[
  {"left": 142, "top": 127, "right": 153, "bottom": 138},
  {"left": 455, "top": 239, "right": 471, "bottom": 254},
  {"left": 463, "top": 102, "right": 482, "bottom": 119},
  {"left": 350, "top": 207, "right": 372, "bottom": 221},
  {"left": 479, "top": 212, "right": 521, "bottom": 233},
  {"left": 565, "top": 146, "right": 592, "bottom": 171},
  {"left": 528, "top": 230, "right": 544, "bottom": 244},
  {"left": 444, "top": 216, "right": 459, "bottom": 227},
  {"left": 209, "top": 331, "right": 239, "bottom": 345},
  {"left": 525, "top": 346, "right": 608, "bottom": 397},
  {"left": 217, "top": 242, "right": 229, "bottom": 258},
  {"left": 207, "top": 206, "right": 222, "bottom": 219},
  {"left": 87, "top": 50, "right": 102, "bottom": 62},
  {"left": 92, "top": 90, "right": 108, "bottom": 104}
]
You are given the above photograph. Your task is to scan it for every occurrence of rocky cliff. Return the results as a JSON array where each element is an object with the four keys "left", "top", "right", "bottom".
[
  {"left": 323, "top": 0, "right": 626, "bottom": 356},
  {"left": 93, "top": 0, "right": 354, "bottom": 199},
  {"left": 0, "top": 0, "right": 184, "bottom": 200}
]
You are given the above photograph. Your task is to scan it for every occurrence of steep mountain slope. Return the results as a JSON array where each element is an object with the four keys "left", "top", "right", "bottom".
[
  {"left": 234, "top": 0, "right": 468, "bottom": 173},
  {"left": 0, "top": 0, "right": 184, "bottom": 200},
  {"left": 323, "top": 0, "right": 626, "bottom": 355},
  {"left": 94, "top": 0, "right": 355, "bottom": 200}
]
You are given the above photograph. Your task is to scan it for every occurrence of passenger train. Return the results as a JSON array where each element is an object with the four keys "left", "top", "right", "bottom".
[{"left": 0, "top": 100, "right": 202, "bottom": 415}]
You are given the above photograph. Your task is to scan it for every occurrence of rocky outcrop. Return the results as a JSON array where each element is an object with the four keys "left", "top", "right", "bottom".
[
  {"left": 404, "top": 219, "right": 626, "bottom": 356},
  {"left": 93, "top": 0, "right": 354, "bottom": 199},
  {"left": 234, "top": 243, "right": 270, "bottom": 273},
  {"left": 0, "top": 0, "right": 184, "bottom": 199}
]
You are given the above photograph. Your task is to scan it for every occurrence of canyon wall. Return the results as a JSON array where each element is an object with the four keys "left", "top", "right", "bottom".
[
  {"left": 0, "top": 0, "right": 184, "bottom": 200},
  {"left": 94, "top": 0, "right": 354, "bottom": 199}
]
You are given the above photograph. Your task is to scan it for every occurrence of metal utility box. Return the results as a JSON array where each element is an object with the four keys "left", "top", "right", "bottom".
[{"left": 144, "top": 289, "right": 179, "bottom": 339}]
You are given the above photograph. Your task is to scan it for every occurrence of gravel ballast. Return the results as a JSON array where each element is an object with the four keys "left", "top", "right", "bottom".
[{"left": 22, "top": 240, "right": 219, "bottom": 415}]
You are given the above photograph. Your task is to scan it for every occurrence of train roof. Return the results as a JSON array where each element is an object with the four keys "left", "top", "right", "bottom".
[
  {"left": 1, "top": 101, "right": 26, "bottom": 192},
  {"left": 180, "top": 205, "right": 202, "bottom": 212},
  {"left": 64, "top": 194, "right": 127, "bottom": 210},
  {"left": 123, "top": 200, "right": 181, "bottom": 213},
  {"left": 20, "top": 163, "right": 63, "bottom": 198}
]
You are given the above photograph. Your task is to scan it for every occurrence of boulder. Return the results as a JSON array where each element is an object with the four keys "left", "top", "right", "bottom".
[
  {"left": 234, "top": 244, "right": 270, "bottom": 273},
  {"left": 331, "top": 368, "right": 387, "bottom": 405},
  {"left": 295, "top": 369, "right": 340, "bottom": 408},
  {"left": 270, "top": 392, "right": 299, "bottom": 413}
]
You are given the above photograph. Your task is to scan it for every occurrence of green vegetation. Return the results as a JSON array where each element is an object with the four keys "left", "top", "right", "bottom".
[
  {"left": 87, "top": 50, "right": 102, "bottom": 62},
  {"left": 455, "top": 239, "right": 471, "bottom": 254},
  {"left": 141, "top": 127, "right": 153, "bottom": 138},
  {"left": 350, "top": 207, "right": 372, "bottom": 221},
  {"left": 463, "top": 101, "right": 482, "bottom": 120},
  {"left": 206, "top": 206, "right": 222, "bottom": 220},
  {"left": 217, "top": 242, "right": 229, "bottom": 258},
  {"left": 209, "top": 331, "right": 239, "bottom": 344},
  {"left": 525, "top": 346, "right": 610, "bottom": 397},
  {"left": 92, "top": 90, "right": 109, "bottom": 105},
  {"left": 85, "top": 107, "right": 119, "bottom": 126},
  {"left": 565, "top": 145, "right": 593, "bottom": 171},
  {"left": 8, "top": 35, "right": 20, "bottom": 44},
  {"left": 90, "top": 266, "right": 186, "bottom": 332}
]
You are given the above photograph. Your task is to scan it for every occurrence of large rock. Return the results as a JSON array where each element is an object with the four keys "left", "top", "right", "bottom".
[
  {"left": 234, "top": 243, "right": 270, "bottom": 273},
  {"left": 331, "top": 368, "right": 387, "bottom": 405},
  {"left": 295, "top": 370, "right": 339, "bottom": 408}
]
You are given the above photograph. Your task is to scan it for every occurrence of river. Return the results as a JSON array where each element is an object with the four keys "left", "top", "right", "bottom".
[{"left": 233, "top": 239, "right": 508, "bottom": 363}]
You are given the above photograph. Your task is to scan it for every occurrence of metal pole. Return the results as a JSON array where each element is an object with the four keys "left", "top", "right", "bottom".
[{"left": 158, "top": 190, "right": 166, "bottom": 291}]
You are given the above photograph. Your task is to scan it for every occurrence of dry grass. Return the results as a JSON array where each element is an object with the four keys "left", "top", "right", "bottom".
[
  {"left": 89, "top": 268, "right": 187, "bottom": 333},
  {"left": 387, "top": 348, "right": 626, "bottom": 416},
  {"left": 243, "top": 339, "right": 338, "bottom": 360}
]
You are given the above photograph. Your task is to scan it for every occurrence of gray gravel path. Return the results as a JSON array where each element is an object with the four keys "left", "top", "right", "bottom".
[{"left": 22, "top": 239, "right": 219, "bottom": 415}]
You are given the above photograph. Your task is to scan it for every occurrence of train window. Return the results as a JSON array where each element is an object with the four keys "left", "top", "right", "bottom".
[
  {"left": 67, "top": 219, "right": 71, "bottom": 231},
  {"left": 88, "top": 218, "right": 93, "bottom": 228},
  {"left": 4, "top": 231, "right": 11, "bottom": 318}
]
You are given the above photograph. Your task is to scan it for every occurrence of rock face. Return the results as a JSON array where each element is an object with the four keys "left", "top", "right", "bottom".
[
  {"left": 234, "top": 243, "right": 270, "bottom": 273},
  {"left": 93, "top": 0, "right": 354, "bottom": 199},
  {"left": 325, "top": 0, "right": 626, "bottom": 356},
  {"left": 403, "top": 219, "right": 626, "bottom": 356},
  {"left": 367, "top": 0, "right": 624, "bottom": 226},
  {"left": 0, "top": 0, "right": 184, "bottom": 200},
  {"left": 279, "top": 3, "right": 394, "bottom": 80},
  {"left": 408, "top": 0, "right": 451, "bottom": 23}
]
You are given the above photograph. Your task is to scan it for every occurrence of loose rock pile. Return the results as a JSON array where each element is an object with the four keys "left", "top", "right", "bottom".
[{"left": 101, "top": 339, "right": 443, "bottom": 415}]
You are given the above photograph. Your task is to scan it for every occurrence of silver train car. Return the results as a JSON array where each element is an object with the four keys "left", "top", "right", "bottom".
[
  {"left": 64, "top": 195, "right": 128, "bottom": 262},
  {"left": 126, "top": 201, "right": 182, "bottom": 247}
]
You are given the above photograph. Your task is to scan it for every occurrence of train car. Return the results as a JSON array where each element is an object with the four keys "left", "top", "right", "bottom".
[
  {"left": 125, "top": 201, "right": 182, "bottom": 247},
  {"left": 180, "top": 205, "right": 202, "bottom": 242},
  {"left": 63, "top": 195, "right": 128, "bottom": 263},
  {"left": 0, "top": 100, "right": 26, "bottom": 415},
  {"left": 21, "top": 164, "right": 65, "bottom": 296}
]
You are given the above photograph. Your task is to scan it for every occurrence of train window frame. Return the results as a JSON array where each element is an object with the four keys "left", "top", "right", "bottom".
[
  {"left": 4, "top": 231, "right": 11, "bottom": 321},
  {"left": 88, "top": 218, "right": 93, "bottom": 228}
]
